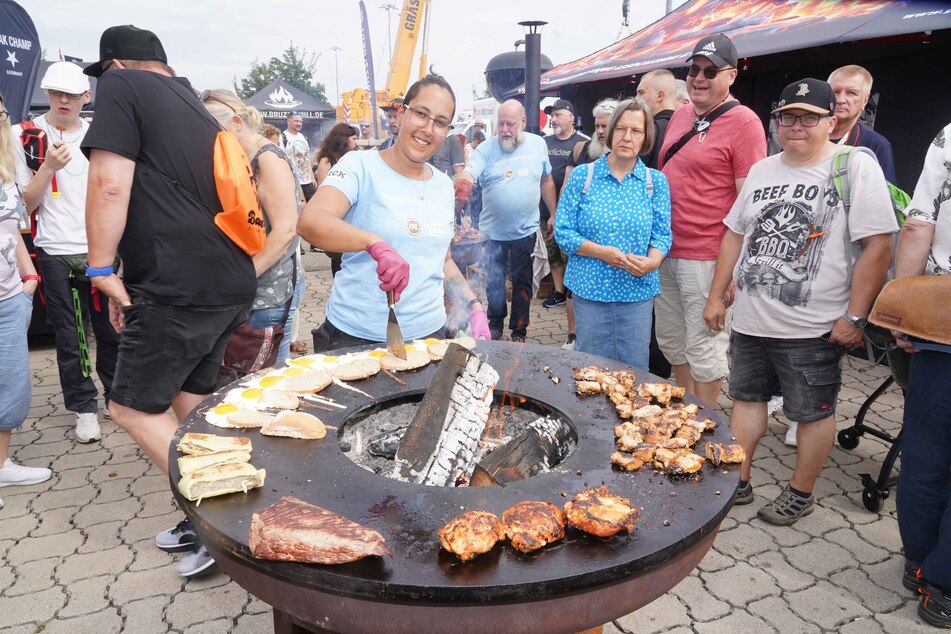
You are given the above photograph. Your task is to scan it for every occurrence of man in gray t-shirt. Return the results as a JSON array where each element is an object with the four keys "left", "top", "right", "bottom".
[{"left": 430, "top": 134, "right": 464, "bottom": 176}]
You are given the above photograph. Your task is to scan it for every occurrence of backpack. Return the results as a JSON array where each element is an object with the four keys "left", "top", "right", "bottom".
[
  {"left": 18, "top": 119, "right": 53, "bottom": 241},
  {"left": 832, "top": 146, "right": 909, "bottom": 228}
]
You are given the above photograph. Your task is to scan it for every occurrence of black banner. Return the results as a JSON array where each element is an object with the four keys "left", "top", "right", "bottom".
[{"left": 0, "top": 0, "right": 41, "bottom": 122}]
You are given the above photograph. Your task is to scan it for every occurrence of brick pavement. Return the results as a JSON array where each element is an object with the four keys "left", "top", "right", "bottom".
[{"left": 1, "top": 251, "right": 923, "bottom": 633}]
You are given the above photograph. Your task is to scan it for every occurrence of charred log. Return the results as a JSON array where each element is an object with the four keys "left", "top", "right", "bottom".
[{"left": 477, "top": 416, "right": 575, "bottom": 484}]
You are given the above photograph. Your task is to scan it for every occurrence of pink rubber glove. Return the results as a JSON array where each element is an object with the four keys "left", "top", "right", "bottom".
[
  {"left": 454, "top": 178, "right": 473, "bottom": 203},
  {"left": 468, "top": 307, "right": 491, "bottom": 340},
  {"left": 366, "top": 241, "right": 410, "bottom": 302}
]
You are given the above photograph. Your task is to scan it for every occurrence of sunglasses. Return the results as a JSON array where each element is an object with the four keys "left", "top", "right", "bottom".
[
  {"left": 47, "top": 89, "right": 86, "bottom": 101},
  {"left": 199, "top": 90, "right": 237, "bottom": 114},
  {"left": 687, "top": 64, "right": 734, "bottom": 80}
]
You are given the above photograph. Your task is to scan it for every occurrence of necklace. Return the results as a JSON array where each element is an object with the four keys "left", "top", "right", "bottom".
[
  {"left": 691, "top": 95, "right": 730, "bottom": 142},
  {"left": 48, "top": 118, "right": 88, "bottom": 178},
  {"left": 409, "top": 173, "right": 427, "bottom": 200}
]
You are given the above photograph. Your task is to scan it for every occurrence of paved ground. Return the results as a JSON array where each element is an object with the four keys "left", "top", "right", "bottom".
[{"left": 0, "top": 251, "right": 925, "bottom": 633}]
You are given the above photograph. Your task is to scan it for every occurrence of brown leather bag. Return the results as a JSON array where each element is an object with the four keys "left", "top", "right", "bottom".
[{"left": 869, "top": 276, "right": 951, "bottom": 345}]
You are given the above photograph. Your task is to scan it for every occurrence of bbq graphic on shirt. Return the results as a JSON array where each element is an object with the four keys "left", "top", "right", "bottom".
[{"left": 737, "top": 176, "right": 840, "bottom": 307}]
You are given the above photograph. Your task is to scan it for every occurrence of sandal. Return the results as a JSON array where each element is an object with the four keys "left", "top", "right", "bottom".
[
  {"left": 289, "top": 341, "right": 308, "bottom": 354},
  {"left": 756, "top": 485, "right": 814, "bottom": 526}
]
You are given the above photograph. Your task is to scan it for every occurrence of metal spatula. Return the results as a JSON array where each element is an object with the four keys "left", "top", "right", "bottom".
[{"left": 386, "top": 290, "right": 407, "bottom": 360}]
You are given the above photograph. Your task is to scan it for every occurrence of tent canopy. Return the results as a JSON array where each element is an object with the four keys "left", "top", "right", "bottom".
[
  {"left": 541, "top": 0, "right": 951, "bottom": 91},
  {"left": 245, "top": 78, "right": 335, "bottom": 123}
]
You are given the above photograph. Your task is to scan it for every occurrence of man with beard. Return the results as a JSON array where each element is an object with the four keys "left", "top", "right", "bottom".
[
  {"left": 541, "top": 99, "right": 587, "bottom": 310},
  {"left": 636, "top": 69, "right": 679, "bottom": 169},
  {"left": 703, "top": 78, "right": 895, "bottom": 525},
  {"left": 456, "top": 100, "right": 557, "bottom": 342}
]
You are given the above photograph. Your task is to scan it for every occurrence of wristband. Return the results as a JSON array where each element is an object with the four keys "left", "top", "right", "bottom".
[
  {"left": 21, "top": 275, "right": 41, "bottom": 283},
  {"left": 467, "top": 298, "right": 482, "bottom": 311},
  {"left": 84, "top": 264, "right": 115, "bottom": 278}
]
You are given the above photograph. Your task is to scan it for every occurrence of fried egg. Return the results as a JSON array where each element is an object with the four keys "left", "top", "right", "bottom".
[
  {"left": 204, "top": 402, "right": 242, "bottom": 428},
  {"left": 223, "top": 387, "right": 266, "bottom": 408}
]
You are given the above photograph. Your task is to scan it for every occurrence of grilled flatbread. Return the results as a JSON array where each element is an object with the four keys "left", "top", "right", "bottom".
[
  {"left": 281, "top": 370, "right": 333, "bottom": 394},
  {"left": 260, "top": 411, "right": 327, "bottom": 440},
  {"left": 328, "top": 357, "right": 381, "bottom": 381},
  {"left": 380, "top": 349, "right": 430, "bottom": 371},
  {"left": 177, "top": 450, "right": 251, "bottom": 476},
  {"left": 258, "top": 389, "right": 300, "bottom": 410},
  {"left": 177, "top": 432, "right": 252, "bottom": 456},
  {"left": 226, "top": 410, "right": 275, "bottom": 429},
  {"left": 427, "top": 340, "right": 450, "bottom": 361},
  {"left": 177, "top": 462, "right": 266, "bottom": 502}
]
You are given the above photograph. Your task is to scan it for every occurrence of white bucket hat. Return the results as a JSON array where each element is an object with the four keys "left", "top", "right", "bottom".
[{"left": 41, "top": 62, "right": 90, "bottom": 94}]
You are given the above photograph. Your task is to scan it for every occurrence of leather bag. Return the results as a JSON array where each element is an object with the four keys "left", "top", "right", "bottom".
[{"left": 869, "top": 276, "right": 951, "bottom": 345}]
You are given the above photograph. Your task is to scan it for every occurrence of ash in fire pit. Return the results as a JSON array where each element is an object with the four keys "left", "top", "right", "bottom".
[{"left": 339, "top": 394, "right": 576, "bottom": 486}]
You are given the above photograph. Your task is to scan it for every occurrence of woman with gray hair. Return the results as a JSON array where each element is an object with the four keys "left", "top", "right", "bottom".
[{"left": 554, "top": 99, "right": 672, "bottom": 368}]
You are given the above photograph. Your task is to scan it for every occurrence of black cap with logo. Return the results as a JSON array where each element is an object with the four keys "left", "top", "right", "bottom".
[
  {"left": 544, "top": 99, "right": 575, "bottom": 115},
  {"left": 84, "top": 25, "right": 167, "bottom": 78},
  {"left": 687, "top": 33, "right": 738, "bottom": 69},
  {"left": 772, "top": 78, "right": 835, "bottom": 116}
]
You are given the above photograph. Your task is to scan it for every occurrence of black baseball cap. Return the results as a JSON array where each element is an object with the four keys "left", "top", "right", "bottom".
[
  {"left": 544, "top": 99, "right": 575, "bottom": 115},
  {"left": 84, "top": 25, "right": 167, "bottom": 78},
  {"left": 687, "top": 33, "right": 738, "bottom": 69},
  {"left": 772, "top": 78, "right": 835, "bottom": 116}
]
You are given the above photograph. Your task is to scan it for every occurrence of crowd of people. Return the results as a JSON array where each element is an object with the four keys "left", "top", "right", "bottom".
[{"left": 0, "top": 22, "right": 949, "bottom": 628}]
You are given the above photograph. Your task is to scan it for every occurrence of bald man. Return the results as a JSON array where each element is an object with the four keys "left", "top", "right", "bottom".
[
  {"left": 457, "top": 100, "right": 557, "bottom": 342},
  {"left": 636, "top": 69, "right": 679, "bottom": 169}
]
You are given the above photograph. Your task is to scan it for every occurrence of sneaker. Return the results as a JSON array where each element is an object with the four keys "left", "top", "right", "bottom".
[
  {"left": 0, "top": 458, "right": 53, "bottom": 488},
  {"left": 74, "top": 412, "right": 101, "bottom": 444},
  {"left": 734, "top": 481, "right": 754, "bottom": 505},
  {"left": 155, "top": 518, "right": 199, "bottom": 553},
  {"left": 490, "top": 328, "right": 503, "bottom": 341},
  {"left": 177, "top": 543, "right": 217, "bottom": 578},
  {"left": 289, "top": 340, "right": 308, "bottom": 354},
  {"left": 784, "top": 421, "right": 799, "bottom": 447},
  {"left": 757, "top": 485, "right": 815, "bottom": 526},
  {"left": 542, "top": 291, "right": 567, "bottom": 309},
  {"left": 767, "top": 395, "right": 784, "bottom": 416},
  {"left": 561, "top": 333, "right": 576, "bottom": 351},
  {"left": 510, "top": 334, "right": 526, "bottom": 343},
  {"left": 904, "top": 559, "right": 924, "bottom": 592},
  {"left": 919, "top": 582, "right": 951, "bottom": 628}
]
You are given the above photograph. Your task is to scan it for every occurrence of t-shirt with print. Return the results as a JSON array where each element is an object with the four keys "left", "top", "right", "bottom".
[
  {"left": 0, "top": 181, "right": 27, "bottom": 301},
  {"left": 541, "top": 130, "right": 587, "bottom": 218},
  {"left": 659, "top": 100, "right": 766, "bottom": 260},
  {"left": 904, "top": 122, "right": 951, "bottom": 276},
  {"left": 724, "top": 151, "right": 897, "bottom": 338},
  {"left": 465, "top": 133, "right": 552, "bottom": 241},
  {"left": 12, "top": 115, "right": 90, "bottom": 255},
  {"left": 320, "top": 151, "right": 454, "bottom": 341},
  {"left": 282, "top": 130, "right": 314, "bottom": 185},
  {"left": 81, "top": 70, "right": 256, "bottom": 306}
]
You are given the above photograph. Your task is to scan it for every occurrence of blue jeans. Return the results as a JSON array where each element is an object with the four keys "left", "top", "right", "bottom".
[
  {"left": 573, "top": 295, "right": 653, "bottom": 369},
  {"left": 897, "top": 350, "right": 951, "bottom": 593},
  {"left": 486, "top": 235, "right": 535, "bottom": 337},
  {"left": 248, "top": 302, "right": 292, "bottom": 366},
  {"left": 0, "top": 292, "right": 33, "bottom": 431}
]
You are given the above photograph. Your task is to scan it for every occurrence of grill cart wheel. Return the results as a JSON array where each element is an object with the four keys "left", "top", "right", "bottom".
[{"left": 837, "top": 427, "right": 861, "bottom": 450}]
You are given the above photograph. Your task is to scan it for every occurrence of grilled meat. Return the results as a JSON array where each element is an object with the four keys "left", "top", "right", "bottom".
[
  {"left": 667, "top": 402, "right": 700, "bottom": 416},
  {"left": 502, "top": 501, "right": 566, "bottom": 553},
  {"left": 611, "top": 451, "right": 645, "bottom": 471},
  {"left": 438, "top": 510, "right": 505, "bottom": 561},
  {"left": 573, "top": 366, "right": 609, "bottom": 382},
  {"left": 610, "top": 370, "right": 637, "bottom": 389},
  {"left": 670, "top": 386, "right": 686, "bottom": 400},
  {"left": 631, "top": 444, "right": 656, "bottom": 462},
  {"left": 673, "top": 425, "right": 702, "bottom": 446},
  {"left": 705, "top": 443, "right": 747, "bottom": 466},
  {"left": 616, "top": 433, "right": 644, "bottom": 452},
  {"left": 564, "top": 486, "right": 639, "bottom": 537},
  {"left": 653, "top": 448, "right": 705, "bottom": 475},
  {"left": 576, "top": 380, "right": 603, "bottom": 395},
  {"left": 638, "top": 382, "right": 673, "bottom": 405},
  {"left": 614, "top": 421, "right": 642, "bottom": 438}
]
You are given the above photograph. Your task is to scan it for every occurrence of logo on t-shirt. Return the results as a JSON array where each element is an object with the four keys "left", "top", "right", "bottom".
[
  {"left": 504, "top": 169, "right": 514, "bottom": 180},
  {"left": 406, "top": 218, "right": 422, "bottom": 237},
  {"left": 327, "top": 164, "right": 351, "bottom": 182}
]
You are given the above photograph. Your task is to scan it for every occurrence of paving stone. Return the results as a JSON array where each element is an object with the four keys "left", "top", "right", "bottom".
[
  {"left": 786, "top": 581, "right": 870, "bottom": 630},
  {"left": 109, "top": 443, "right": 146, "bottom": 464},
  {"left": 747, "top": 595, "right": 821, "bottom": 633},
  {"left": 233, "top": 612, "right": 273, "bottom": 634},
  {"left": 130, "top": 537, "right": 177, "bottom": 572},
  {"left": 73, "top": 497, "right": 141, "bottom": 529},
  {"left": 697, "top": 546, "right": 736, "bottom": 573},
  {"left": 50, "top": 448, "right": 108, "bottom": 471},
  {"left": 6, "top": 530, "right": 83, "bottom": 565},
  {"left": 42, "top": 607, "right": 122, "bottom": 634},
  {"left": 32, "top": 484, "right": 97, "bottom": 512},
  {"left": 183, "top": 618, "right": 234, "bottom": 634},
  {"left": 246, "top": 594, "right": 270, "bottom": 614},
  {"left": 57, "top": 546, "right": 134, "bottom": 583},
  {"left": 0, "top": 585, "right": 66, "bottom": 628},
  {"left": 692, "top": 609, "right": 776, "bottom": 634},
  {"left": 129, "top": 472, "right": 173, "bottom": 497},
  {"left": 784, "top": 504, "right": 853, "bottom": 538},
  {"left": 88, "top": 460, "right": 149, "bottom": 484},
  {"left": 184, "top": 570, "right": 234, "bottom": 591},
  {"left": 138, "top": 490, "right": 178, "bottom": 518},
  {"left": 826, "top": 527, "right": 891, "bottom": 565},
  {"left": 4, "top": 557, "right": 57, "bottom": 596},
  {"left": 50, "top": 465, "right": 93, "bottom": 491},
  {"left": 166, "top": 583, "right": 248, "bottom": 630},
  {"left": 119, "top": 596, "right": 173, "bottom": 634},
  {"left": 711, "top": 522, "right": 775, "bottom": 560},
  {"left": 93, "top": 478, "right": 132, "bottom": 504},
  {"left": 669, "top": 574, "right": 730, "bottom": 621},
  {"left": 109, "top": 566, "right": 182, "bottom": 604},
  {"left": 123, "top": 511, "right": 183, "bottom": 544},
  {"left": 854, "top": 516, "right": 905, "bottom": 554},
  {"left": 784, "top": 537, "right": 856, "bottom": 578},
  {"left": 0, "top": 562, "right": 14, "bottom": 593},
  {"left": 749, "top": 550, "right": 815, "bottom": 592},
  {"left": 78, "top": 520, "right": 126, "bottom": 554},
  {"left": 701, "top": 561, "right": 780, "bottom": 606},
  {"left": 862, "top": 559, "right": 910, "bottom": 597},
  {"left": 0, "top": 512, "right": 39, "bottom": 541},
  {"left": 58, "top": 574, "right": 112, "bottom": 618},
  {"left": 101, "top": 430, "right": 138, "bottom": 449},
  {"left": 838, "top": 616, "right": 886, "bottom": 634},
  {"left": 31, "top": 505, "right": 77, "bottom": 537},
  {"left": 830, "top": 567, "right": 905, "bottom": 614},
  {"left": 875, "top": 601, "right": 931, "bottom": 634},
  {"left": 614, "top": 593, "right": 690, "bottom": 634},
  {"left": 822, "top": 493, "right": 885, "bottom": 525}
]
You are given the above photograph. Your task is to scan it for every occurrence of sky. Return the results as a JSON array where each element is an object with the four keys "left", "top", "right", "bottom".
[{"left": 19, "top": 0, "right": 689, "bottom": 111}]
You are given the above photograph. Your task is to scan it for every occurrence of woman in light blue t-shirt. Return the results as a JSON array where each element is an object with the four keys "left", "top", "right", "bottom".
[{"left": 298, "top": 75, "right": 490, "bottom": 351}]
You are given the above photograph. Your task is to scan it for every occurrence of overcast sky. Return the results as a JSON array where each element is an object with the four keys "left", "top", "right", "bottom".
[{"left": 20, "top": 0, "right": 688, "bottom": 110}]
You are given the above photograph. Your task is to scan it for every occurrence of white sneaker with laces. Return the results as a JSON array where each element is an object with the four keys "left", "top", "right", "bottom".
[
  {"left": 784, "top": 421, "right": 799, "bottom": 447},
  {"left": 767, "top": 395, "right": 784, "bottom": 416},
  {"left": 0, "top": 458, "right": 53, "bottom": 488},
  {"left": 74, "top": 412, "right": 102, "bottom": 443}
]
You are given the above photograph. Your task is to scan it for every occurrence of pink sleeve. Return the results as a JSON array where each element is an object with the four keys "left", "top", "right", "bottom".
[{"left": 731, "top": 112, "right": 767, "bottom": 181}]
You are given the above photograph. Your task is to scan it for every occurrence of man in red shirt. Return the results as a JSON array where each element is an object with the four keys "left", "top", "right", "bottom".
[{"left": 656, "top": 33, "right": 766, "bottom": 407}]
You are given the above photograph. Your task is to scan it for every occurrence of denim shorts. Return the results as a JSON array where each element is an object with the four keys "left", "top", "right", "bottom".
[
  {"left": 0, "top": 292, "right": 33, "bottom": 431},
  {"left": 110, "top": 300, "right": 248, "bottom": 414},
  {"left": 729, "top": 330, "right": 845, "bottom": 423}
]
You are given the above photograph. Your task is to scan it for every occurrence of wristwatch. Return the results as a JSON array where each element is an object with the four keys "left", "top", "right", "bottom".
[
  {"left": 843, "top": 313, "right": 868, "bottom": 329},
  {"left": 83, "top": 261, "right": 115, "bottom": 278}
]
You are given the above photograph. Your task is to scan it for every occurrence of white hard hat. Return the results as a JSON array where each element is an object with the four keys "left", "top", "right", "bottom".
[{"left": 41, "top": 62, "right": 90, "bottom": 94}]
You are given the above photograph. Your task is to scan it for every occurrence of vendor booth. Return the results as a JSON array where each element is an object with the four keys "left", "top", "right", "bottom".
[{"left": 245, "top": 79, "right": 336, "bottom": 147}]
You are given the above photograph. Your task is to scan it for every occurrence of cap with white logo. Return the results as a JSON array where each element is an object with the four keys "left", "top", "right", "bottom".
[{"left": 687, "top": 33, "right": 738, "bottom": 69}]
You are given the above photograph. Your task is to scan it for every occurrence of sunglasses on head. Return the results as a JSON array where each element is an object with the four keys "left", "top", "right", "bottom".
[
  {"left": 199, "top": 90, "right": 237, "bottom": 114},
  {"left": 687, "top": 64, "right": 734, "bottom": 80}
]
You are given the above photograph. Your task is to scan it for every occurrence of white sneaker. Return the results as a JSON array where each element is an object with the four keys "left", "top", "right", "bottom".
[
  {"left": 561, "top": 333, "right": 576, "bottom": 351},
  {"left": 767, "top": 395, "right": 784, "bottom": 416},
  {"left": 74, "top": 412, "right": 102, "bottom": 443},
  {"left": 784, "top": 421, "right": 799, "bottom": 447},
  {"left": 0, "top": 458, "right": 53, "bottom": 488}
]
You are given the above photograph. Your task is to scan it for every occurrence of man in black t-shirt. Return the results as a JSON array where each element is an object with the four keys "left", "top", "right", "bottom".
[
  {"left": 636, "top": 69, "right": 679, "bottom": 169},
  {"left": 81, "top": 25, "right": 256, "bottom": 579},
  {"left": 540, "top": 99, "right": 587, "bottom": 310}
]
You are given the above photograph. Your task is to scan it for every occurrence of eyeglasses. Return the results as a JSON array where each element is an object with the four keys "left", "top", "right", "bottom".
[
  {"left": 687, "top": 64, "right": 734, "bottom": 80},
  {"left": 199, "top": 90, "right": 237, "bottom": 114},
  {"left": 406, "top": 106, "right": 450, "bottom": 135},
  {"left": 0, "top": 110, "right": 8, "bottom": 123},
  {"left": 775, "top": 112, "right": 830, "bottom": 127},
  {"left": 613, "top": 126, "right": 645, "bottom": 139},
  {"left": 47, "top": 89, "right": 86, "bottom": 101}
]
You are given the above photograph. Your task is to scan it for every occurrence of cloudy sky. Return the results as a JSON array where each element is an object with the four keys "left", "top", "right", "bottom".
[{"left": 20, "top": 0, "right": 688, "bottom": 109}]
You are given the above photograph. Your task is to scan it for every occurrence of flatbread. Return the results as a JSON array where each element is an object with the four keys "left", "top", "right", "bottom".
[
  {"left": 260, "top": 411, "right": 327, "bottom": 440},
  {"left": 380, "top": 349, "right": 431, "bottom": 371},
  {"left": 178, "top": 462, "right": 266, "bottom": 502},
  {"left": 328, "top": 357, "right": 381, "bottom": 381},
  {"left": 281, "top": 370, "right": 333, "bottom": 394},
  {"left": 178, "top": 432, "right": 252, "bottom": 456},
  {"left": 427, "top": 340, "right": 450, "bottom": 361},
  {"left": 177, "top": 450, "right": 251, "bottom": 476},
  {"left": 454, "top": 336, "right": 477, "bottom": 350},
  {"left": 258, "top": 389, "right": 300, "bottom": 410},
  {"left": 226, "top": 410, "right": 275, "bottom": 429}
]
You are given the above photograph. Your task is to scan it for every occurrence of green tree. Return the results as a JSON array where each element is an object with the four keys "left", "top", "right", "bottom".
[{"left": 234, "top": 43, "right": 327, "bottom": 102}]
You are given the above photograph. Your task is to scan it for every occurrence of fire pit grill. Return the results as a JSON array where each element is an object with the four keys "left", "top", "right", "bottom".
[{"left": 170, "top": 341, "right": 739, "bottom": 633}]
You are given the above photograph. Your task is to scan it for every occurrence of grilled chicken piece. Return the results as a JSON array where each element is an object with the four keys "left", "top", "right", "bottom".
[
  {"left": 599, "top": 375, "right": 621, "bottom": 391},
  {"left": 705, "top": 443, "right": 747, "bottom": 466},
  {"left": 564, "top": 486, "right": 639, "bottom": 537},
  {"left": 662, "top": 408, "right": 691, "bottom": 422},
  {"left": 667, "top": 402, "right": 700, "bottom": 415},
  {"left": 642, "top": 432, "right": 674, "bottom": 446},
  {"left": 616, "top": 433, "right": 644, "bottom": 452},
  {"left": 610, "top": 370, "right": 637, "bottom": 389},
  {"left": 638, "top": 382, "right": 673, "bottom": 405},
  {"left": 576, "top": 380, "right": 603, "bottom": 395},
  {"left": 631, "top": 444, "right": 656, "bottom": 462},
  {"left": 573, "top": 366, "right": 609, "bottom": 382},
  {"left": 653, "top": 448, "right": 705, "bottom": 475},
  {"left": 670, "top": 386, "right": 686, "bottom": 400},
  {"left": 438, "top": 510, "right": 505, "bottom": 561},
  {"left": 502, "top": 501, "right": 566, "bottom": 553},
  {"left": 698, "top": 418, "right": 717, "bottom": 431},
  {"left": 614, "top": 421, "right": 642, "bottom": 438},
  {"left": 609, "top": 390, "right": 632, "bottom": 406},
  {"left": 659, "top": 437, "right": 691, "bottom": 449},
  {"left": 630, "top": 404, "right": 664, "bottom": 423},
  {"left": 673, "top": 425, "right": 702, "bottom": 446},
  {"left": 611, "top": 451, "right": 645, "bottom": 471}
]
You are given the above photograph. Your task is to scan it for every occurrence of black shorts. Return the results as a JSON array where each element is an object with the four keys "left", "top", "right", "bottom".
[
  {"left": 110, "top": 300, "right": 248, "bottom": 414},
  {"left": 728, "top": 331, "right": 845, "bottom": 423}
]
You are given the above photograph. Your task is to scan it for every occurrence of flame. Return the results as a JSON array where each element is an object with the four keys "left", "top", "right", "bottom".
[{"left": 267, "top": 85, "right": 297, "bottom": 105}]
